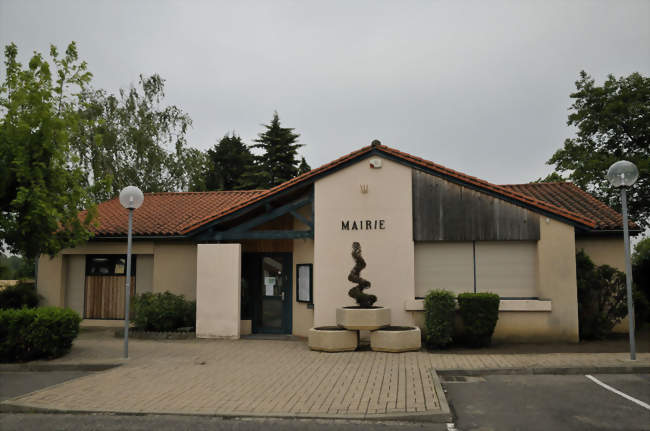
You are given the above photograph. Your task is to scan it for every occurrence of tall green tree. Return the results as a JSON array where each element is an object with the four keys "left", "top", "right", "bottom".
[
  {"left": 204, "top": 133, "right": 254, "bottom": 190},
  {"left": 547, "top": 71, "right": 649, "bottom": 229},
  {"left": 248, "top": 112, "right": 304, "bottom": 188},
  {"left": 0, "top": 42, "right": 97, "bottom": 259},
  {"left": 72, "top": 74, "right": 205, "bottom": 199}
]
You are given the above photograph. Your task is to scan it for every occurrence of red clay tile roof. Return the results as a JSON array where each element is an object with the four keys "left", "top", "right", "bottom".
[
  {"left": 89, "top": 144, "right": 630, "bottom": 237},
  {"left": 88, "top": 191, "right": 265, "bottom": 236},
  {"left": 500, "top": 182, "right": 634, "bottom": 231},
  {"left": 179, "top": 144, "right": 598, "bottom": 234}
]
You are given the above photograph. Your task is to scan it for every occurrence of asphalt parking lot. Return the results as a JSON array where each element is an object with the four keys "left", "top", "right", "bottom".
[
  {"left": 443, "top": 373, "right": 650, "bottom": 431},
  {"left": 0, "top": 371, "right": 91, "bottom": 402}
]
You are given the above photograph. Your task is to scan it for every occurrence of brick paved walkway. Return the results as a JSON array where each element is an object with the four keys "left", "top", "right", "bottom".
[
  {"left": 3, "top": 337, "right": 447, "bottom": 419},
  {"left": 2, "top": 332, "right": 649, "bottom": 420}
]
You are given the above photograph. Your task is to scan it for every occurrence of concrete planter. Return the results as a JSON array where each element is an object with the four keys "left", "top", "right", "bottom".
[
  {"left": 370, "top": 326, "right": 421, "bottom": 352},
  {"left": 336, "top": 306, "right": 391, "bottom": 331},
  {"left": 308, "top": 327, "right": 358, "bottom": 352}
]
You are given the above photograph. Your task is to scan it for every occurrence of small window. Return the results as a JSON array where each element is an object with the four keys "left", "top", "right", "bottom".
[{"left": 86, "top": 255, "right": 136, "bottom": 276}]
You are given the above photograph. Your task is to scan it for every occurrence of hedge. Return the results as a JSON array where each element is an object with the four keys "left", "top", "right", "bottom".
[
  {"left": 132, "top": 291, "right": 196, "bottom": 332},
  {"left": 457, "top": 292, "right": 500, "bottom": 347},
  {"left": 0, "top": 307, "right": 81, "bottom": 362},
  {"left": 423, "top": 290, "right": 456, "bottom": 349},
  {"left": 0, "top": 281, "right": 40, "bottom": 310}
]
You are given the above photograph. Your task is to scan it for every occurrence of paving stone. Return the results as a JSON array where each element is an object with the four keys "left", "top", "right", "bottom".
[{"left": 1, "top": 332, "right": 648, "bottom": 419}]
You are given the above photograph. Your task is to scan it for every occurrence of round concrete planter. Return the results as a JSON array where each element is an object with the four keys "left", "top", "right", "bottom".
[
  {"left": 370, "top": 326, "right": 421, "bottom": 352},
  {"left": 336, "top": 306, "right": 391, "bottom": 331},
  {"left": 308, "top": 326, "right": 358, "bottom": 352}
]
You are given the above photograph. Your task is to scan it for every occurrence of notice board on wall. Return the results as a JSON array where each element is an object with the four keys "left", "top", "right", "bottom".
[{"left": 297, "top": 264, "right": 312, "bottom": 303}]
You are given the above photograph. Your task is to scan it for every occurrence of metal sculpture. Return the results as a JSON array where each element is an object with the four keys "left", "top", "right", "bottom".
[{"left": 347, "top": 242, "right": 377, "bottom": 308}]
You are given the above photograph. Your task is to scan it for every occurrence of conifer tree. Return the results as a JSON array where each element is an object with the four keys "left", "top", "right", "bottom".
[
  {"left": 204, "top": 133, "right": 254, "bottom": 190},
  {"left": 297, "top": 157, "right": 311, "bottom": 175},
  {"left": 249, "top": 112, "right": 304, "bottom": 188}
]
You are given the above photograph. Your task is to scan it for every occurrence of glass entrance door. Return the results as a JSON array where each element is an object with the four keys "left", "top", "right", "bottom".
[
  {"left": 242, "top": 253, "right": 292, "bottom": 334},
  {"left": 261, "top": 256, "right": 284, "bottom": 330}
]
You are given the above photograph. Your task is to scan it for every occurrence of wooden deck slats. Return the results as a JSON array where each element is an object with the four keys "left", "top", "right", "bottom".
[{"left": 84, "top": 275, "right": 136, "bottom": 319}]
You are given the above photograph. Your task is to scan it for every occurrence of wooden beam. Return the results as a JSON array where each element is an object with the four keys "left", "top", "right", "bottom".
[
  {"left": 229, "top": 196, "right": 313, "bottom": 234},
  {"left": 290, "top": 210, "right": 313, "bottom": 229}
]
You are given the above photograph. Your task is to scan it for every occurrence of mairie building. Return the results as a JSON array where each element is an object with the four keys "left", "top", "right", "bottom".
[{"left": 36, "top": 143, "right": 639, "bottom": 342}]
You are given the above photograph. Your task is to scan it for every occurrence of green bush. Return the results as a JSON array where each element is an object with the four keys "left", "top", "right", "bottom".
[
  {"left": 0, "top": 307, "right": 81, "bottom": 362},
  {"left": 457, "top": 292, "right": 500, "bottom": 348},
  {"left": 0, "top": 281, "right": 40, "bottom": 310},
  {"left": 132, "top": 291, "right": 196, "bottom": 332},
  {"left": 633, "top": 238, "right": 650, "bottom": 324},
  {"left": 633, "top": 287, "right": 649, "bottom": 329},
  {"left": 423, "top": 290, "right": 456, "bottom": 349},
  {"left": 576, "top": 250, "right": 628, "bottom": 340}
]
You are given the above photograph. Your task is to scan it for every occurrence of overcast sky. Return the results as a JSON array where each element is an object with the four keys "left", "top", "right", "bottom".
[{"left": 1, "top": 0, "right": 648, "bottom": 184}]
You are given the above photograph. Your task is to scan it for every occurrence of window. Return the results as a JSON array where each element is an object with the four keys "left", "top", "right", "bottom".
[
  {"left": 415, "top": 241, "right": 538, "bottom": 298},
  {"left": 415, "top": 242, "right": 474, "bottom": 297},
  {"left": 86, "top": 255, "right": 136, "bottom": 276}
]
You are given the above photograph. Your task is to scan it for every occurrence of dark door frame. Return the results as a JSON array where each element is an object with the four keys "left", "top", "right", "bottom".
[{"left": 242, "top": 252, "right": 293, "bottom": 334}]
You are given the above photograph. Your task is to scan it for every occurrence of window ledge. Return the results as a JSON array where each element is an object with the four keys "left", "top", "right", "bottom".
[{"left": 404, "top": 298, "right": 552, "bottom": 312}]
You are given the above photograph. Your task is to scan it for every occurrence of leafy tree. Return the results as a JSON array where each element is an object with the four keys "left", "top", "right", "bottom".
[
  {"left": 72, "top": 74, "right": 204, "bottom": 199},
  {"left": 0, "top": 42, "right": 97, "bottom": 259},
  {"left": 530, "top": 172, "right": 565, "bottom": 183},
  {"left": 248, "top": 112, "right": 304, "bottom": 188},
  {"left": 0, "top": 253, "right": 34, "bottom": 279},
  {"left": 548, "top": 71, "right": 649, "bottom": 229},
  {"left": 204, "top": 133, "right": 254, "bottom": 190}
]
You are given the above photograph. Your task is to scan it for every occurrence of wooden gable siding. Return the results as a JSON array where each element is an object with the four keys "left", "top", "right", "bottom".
[{"left": 412, "top": 170, "right": 540, "bottom": 241}]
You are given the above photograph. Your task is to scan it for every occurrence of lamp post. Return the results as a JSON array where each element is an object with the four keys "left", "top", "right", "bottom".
[
  {"left": 119, "top": 186, "right": 144, "bottom": 359},
  {"left": 606, "top": 160, "right": 639, "bottom": 361}
]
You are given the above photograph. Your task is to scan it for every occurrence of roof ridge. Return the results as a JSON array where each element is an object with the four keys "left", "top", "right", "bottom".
[
  {"left": 499, "top": 181, "right": 572, "bottom": 186},
  {"left": 144, "top": 190, "right": 266, "bottom": 196}
]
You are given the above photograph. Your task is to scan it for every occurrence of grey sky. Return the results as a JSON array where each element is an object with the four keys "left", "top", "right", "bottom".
[{"left": 1, "top": 0, "right": 648, "bottom": 184}]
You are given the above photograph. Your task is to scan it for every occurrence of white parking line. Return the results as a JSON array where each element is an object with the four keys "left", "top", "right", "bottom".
[{"left": 585, "top": 374, "right": 650, "bottom": 411}]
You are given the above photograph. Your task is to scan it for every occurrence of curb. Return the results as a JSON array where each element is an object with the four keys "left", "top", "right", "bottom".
[
  {"left": 0, "top": 404, "right": 453, "bottom": 423},
  {"left": 0, "top": 363, "right": 122, "bottom": 372},
  {"left": 436, "top": 365, "right": 650, "bottom": 376}
]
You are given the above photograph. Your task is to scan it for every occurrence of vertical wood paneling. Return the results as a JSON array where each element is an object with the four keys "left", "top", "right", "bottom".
[
  {"left": 412, "top": 170, "right": 540, "bottom": 241},
  {"left": 84, "top": 276, "right": 136, "bottom": 319}
]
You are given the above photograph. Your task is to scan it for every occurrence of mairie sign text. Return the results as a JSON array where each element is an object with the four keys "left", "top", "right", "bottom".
[{"left": 341, "top": 219, "right": 386, "bottom": 231}]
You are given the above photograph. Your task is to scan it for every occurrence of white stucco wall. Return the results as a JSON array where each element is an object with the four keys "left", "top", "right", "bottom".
[
  {"left": 196, "top": 243, "right": 241, "bottom": 339},
  {"left": 313, "top": 155, "right": 415, "bottom": 327}
]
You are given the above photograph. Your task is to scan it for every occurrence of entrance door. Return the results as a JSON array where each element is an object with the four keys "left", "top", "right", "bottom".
[{"left": 242, "top": 253, "right": 292, "bottom": 334}]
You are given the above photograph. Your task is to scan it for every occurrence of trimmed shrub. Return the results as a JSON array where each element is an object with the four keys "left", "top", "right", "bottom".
[
  {"left": 457, "top": 292, "right": 500, "bottom": 347},
  {"left": 0, "top": 281, "right": 40, "bottom": 309},
  {"left": 422, "top": 290, "right": 456, "bottom": 349},
  {"left": 0, "top": 307, "right": 81, "bottom": 362},
  {"left": 132, "top": 291, "right": 196, "bottom": 332}
]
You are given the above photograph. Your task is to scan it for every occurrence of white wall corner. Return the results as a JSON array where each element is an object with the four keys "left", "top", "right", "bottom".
[{"left": 196, "top": 243, "right": 241, "bottom": 339}]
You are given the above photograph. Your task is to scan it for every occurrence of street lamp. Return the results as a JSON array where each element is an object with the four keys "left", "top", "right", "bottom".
[
  {"left": 119, "top": 186, "right": 144, "bottom": 359},
  {"left": 606, "top": 160, "right": 639, "bottom": 360}
]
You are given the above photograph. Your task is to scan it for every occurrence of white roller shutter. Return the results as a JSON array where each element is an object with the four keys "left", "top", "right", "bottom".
[
  {"left": 475, "top": 241, "right": 538, "bottom": 298},
  {"left": 415, "top": 242, "right": 474, "bottom": 297}
]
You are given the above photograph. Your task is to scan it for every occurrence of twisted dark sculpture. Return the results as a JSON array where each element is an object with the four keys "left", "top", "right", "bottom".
[{"left": 347, "top": 242, "right": 377, "bottom": 308}]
